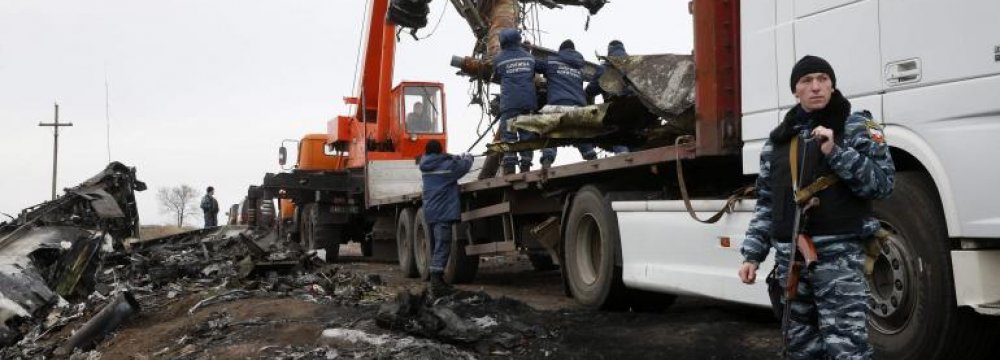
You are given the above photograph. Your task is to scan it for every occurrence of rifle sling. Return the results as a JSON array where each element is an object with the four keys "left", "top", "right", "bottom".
[{"left": 790, "top": 136, "right": 839, "bottom": 205}]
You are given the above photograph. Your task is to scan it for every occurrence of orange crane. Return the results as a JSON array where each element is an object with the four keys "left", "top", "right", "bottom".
[
  {"left": 248, "top": 0, "right": 604, "bottom": 264},
  {"left": 251, "top": 0, "right": 447, "bottom": 261}
]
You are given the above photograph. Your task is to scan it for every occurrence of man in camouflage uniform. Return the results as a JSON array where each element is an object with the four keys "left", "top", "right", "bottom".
[
  {"left": 201, "top": 186, "right": 219, "bottom": 228},
  {"left": 738, "top": 55, "right": 895, "bottom": 359}
]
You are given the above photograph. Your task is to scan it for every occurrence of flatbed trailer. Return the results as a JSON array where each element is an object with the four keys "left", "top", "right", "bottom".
[
  {"left": 366, "top": 1, "right": 1000, "bottom": 359},
  {"left": 259, "top": 1, "right": 1000, "bottom": 358}
]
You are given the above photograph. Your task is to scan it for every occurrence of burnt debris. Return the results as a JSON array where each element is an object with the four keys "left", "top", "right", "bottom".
[{"left": 0, "top": 162, "right": 144, "bottom": 347}]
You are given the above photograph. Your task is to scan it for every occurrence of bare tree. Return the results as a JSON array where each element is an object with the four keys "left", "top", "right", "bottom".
[{"left": 157, "top": 185, "right": 201, "bottom": 227}]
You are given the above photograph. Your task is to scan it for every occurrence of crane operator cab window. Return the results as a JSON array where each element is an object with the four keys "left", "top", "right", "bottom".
[{"left": 403, "top": 86, "right": 443, "bottom": 134}]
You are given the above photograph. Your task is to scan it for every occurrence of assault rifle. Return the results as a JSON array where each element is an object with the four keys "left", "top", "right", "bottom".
[
  {"left": 780, "top": 135, "right": 824, "bottom": 358},
  {"left": 785, "top": 197, "right": 820, "bottom": 300}
]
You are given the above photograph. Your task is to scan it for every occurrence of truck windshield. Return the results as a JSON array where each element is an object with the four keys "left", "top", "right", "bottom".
[{"left": 403, "top": 86, "right": 443, "bottom": 134}]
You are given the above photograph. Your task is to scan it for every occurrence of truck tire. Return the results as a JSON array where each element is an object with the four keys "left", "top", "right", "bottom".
[
  {"left": 564, "top": 186, "right": 628, "bottom": 309},
  {"left": 396, "top": 208, "right": 418, "bottom": 277},
  {"left": 259, "top": 200, "right": 276, "bottom": 229},
  {"left": 870, "top": 172, "right": 1000, "bottom": 359},
  {"left": 301, "top": 203, "right": 342, "bottom": 263},
  {"left": 413, "top": 208, "right": 432, "bottom": 280},
  {"left": 445, "top": 222, "right": 479, "bottom": 284}
]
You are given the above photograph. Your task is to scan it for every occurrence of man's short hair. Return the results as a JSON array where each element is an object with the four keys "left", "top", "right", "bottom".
[
  {"left": 425, "top": 140, "right": 443, "bottom": 155},
  {"left": 207, "top": 186, "right": 214, "bottom": 193}
]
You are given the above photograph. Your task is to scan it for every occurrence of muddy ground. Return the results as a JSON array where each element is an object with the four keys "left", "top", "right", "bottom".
[
  {"left": 83, "top": 242, "right": 782, "bottom": 360},
  {"left": 6, "top": 235, "right": 781, "bottom": 360}
]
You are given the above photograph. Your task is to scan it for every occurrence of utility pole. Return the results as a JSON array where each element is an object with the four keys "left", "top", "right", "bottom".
[{"left": 38, "top": 103, "right": 73, "bottom": 200}]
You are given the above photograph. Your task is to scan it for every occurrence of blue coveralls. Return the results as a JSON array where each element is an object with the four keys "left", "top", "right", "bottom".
[
  {"left": 420, "top": 153, "right": 474, "bottom": 274},
  {"left": 492, "top": 29, "right": 552, "bottom": 168},
  {"left": 534, "top": 46, "right": 597, "bottom": 161}
]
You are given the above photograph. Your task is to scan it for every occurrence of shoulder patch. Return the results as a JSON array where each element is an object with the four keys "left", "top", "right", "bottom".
[{"left": 864, "top": 119, "right": 885, "bottom": 144}]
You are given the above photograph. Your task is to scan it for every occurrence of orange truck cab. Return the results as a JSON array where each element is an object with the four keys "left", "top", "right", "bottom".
[{"left": 255, "top": 0, "right": 449, "bottom": 262}]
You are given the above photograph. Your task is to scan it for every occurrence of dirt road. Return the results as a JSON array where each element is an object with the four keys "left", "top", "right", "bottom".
[
  {"left": 7, "top": 236, "right": 781, "bottom": 359},
  {"left": 337, "top": 251, "right": 784, "bottom": 359}
]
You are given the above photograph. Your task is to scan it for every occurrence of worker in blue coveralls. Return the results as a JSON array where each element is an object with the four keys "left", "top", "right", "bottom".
[
  {"left": 493, "top": 28, "right": 550, "bottom": 175},
  {"left": 419, "top": 140, "right": 473, "bottom": 297},
  {"left": 738, "top": 55, "right": 895, "bottom": 359},
  {"left": 585, "top": 40, "right": 635, "bottom": 154},
  {"left": 533, "top": 39, "right": 598, "bottom": 169}
]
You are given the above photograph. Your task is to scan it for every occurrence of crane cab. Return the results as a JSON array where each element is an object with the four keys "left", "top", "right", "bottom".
[
  {"left": 328, "top": 81, "right": 447, "bottom": 168},
  {"left": 391, "top": 82, "right": 447, "bottom": 159}
]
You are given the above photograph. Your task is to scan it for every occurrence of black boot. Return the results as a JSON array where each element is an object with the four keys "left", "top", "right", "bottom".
[
  {"left": 502, "top": 165, "right": 516, "bottom": 175},
  {"left": 519, "top": 164, "right": 531, "bottom": 173},
  {"left": 429, "top": 273, "right": 454, "bottom": 298},
  {"left": 541, "top": 158, "right": 554, "bottom": 170}
]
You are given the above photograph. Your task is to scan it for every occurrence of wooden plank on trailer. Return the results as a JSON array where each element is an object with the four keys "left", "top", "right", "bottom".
[
  {"left": 460, "top": 202, "right": 511, "bottom": 221},
  {"left": 465, "top": 241, "right": 516, "bottom": 256},
  {"left": 369, "top": 145, "right": 715, "bottom": 208},
  {"left": 366, "top": 158, "right": 485, "bottom": 206}
]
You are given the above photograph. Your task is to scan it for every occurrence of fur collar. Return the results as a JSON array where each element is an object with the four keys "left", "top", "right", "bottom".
[{"left": 769, "top": 90, "right": 851, "bottom": 143}]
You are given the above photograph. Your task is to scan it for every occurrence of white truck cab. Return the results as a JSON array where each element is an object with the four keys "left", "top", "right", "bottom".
[{"left": 614, "top": 1, "right": 1000, "bottom": 358}]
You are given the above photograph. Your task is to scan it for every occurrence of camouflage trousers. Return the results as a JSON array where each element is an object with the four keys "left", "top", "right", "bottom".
[{"left": 775, "top": 237, "right": 873, "bottom": 360}]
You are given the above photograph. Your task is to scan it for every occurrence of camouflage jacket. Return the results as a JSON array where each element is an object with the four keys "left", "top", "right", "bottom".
[
  {"left": 741, "top": 109, "right": 895, "bottom": 264},
  {"left": 201, "top": 194, "right": 219, "bottom": 215}
]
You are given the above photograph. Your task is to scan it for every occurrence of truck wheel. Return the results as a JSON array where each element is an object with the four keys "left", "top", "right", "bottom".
[
  {"left": 564, "top": 186, "right": 628, "bottom": 309},
  {"left": 259, "top": 200, "right": 276, "bottom": 229},
  {"left": 413, "top": 208, "right": 432, "bottom": 280},
  {"left": 396, "top": 208, "right": 418, "bottom": 277},
  {"left": 301, "top": 203, "right": 342, "bottom": 263},
  {"left": 445, "top": 222, "right": 479, "bottom": 284},
  {"left": 870, "top": 172, "right": 1000, "bottom": 358}
]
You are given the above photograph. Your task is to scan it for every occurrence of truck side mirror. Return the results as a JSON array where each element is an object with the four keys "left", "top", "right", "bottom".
[{"left": 278, "top": 146, "right": 287, "bottom": 166}]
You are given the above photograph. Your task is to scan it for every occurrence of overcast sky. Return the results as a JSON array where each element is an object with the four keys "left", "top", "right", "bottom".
[{"left": 0, "top": 0, "right": 693, "bottom": 227}]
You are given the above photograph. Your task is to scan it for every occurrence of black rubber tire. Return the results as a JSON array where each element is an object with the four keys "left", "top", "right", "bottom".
[
  {"left": 528, "top": 253, "right": 559, "bottom": 272},
  {"left": 413, "top": 208, "right": 432, "bottom": 280},
  {"left": 259, "top": 200, "right": 276, "bottom": 229},
  {"left": 870, "top": 172, "right": 1000, "bottom": 359},
  {"left": 285, "top": 206, "right": 301, "bottom": 245},
  {"left": 564, "top": 186, "right": 628, "bottom": 309},
  {"left": 445, "top": 222, "right": 479, "bottom": 284},
  {"left": 300, "top": 203, "right": 341, "bottom": 263},
  {"left": 396, "top": 208, "right": 418, "bottom": 278}
]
